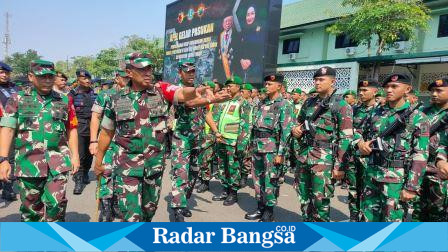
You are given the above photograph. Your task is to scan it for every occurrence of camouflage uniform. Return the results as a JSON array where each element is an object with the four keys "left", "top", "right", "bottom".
[
  {"left": 102, "top": 81, "right": 172, "bottom": 222},
  {"left": 169, "top": 84, "right": 207, "bottom": 209},
  {"left": 295, "top": 91, "right": 353, "bottom": 222},
  {"left": 348, "top": 102, "right": 375, "bottom": 221},
  {"left": 360, "top": 100, "right": 429, "bottom": 222},
  {"left": 199, "top": 104, "right": 219, "bottom": 183},
  {"left": 215, "top": 95, "right": 251, "bottom": 193},
  {"left": 0, "top": 60, "right": 78, "bottom": 221},
  {"left": 252, "top": 94, "right": 294, "bottom": 208},
  {"left": 412, "top": 81, "right": 448, "bottom": 221}
]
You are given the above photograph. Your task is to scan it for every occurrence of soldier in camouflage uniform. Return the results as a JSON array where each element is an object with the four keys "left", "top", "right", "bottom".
[
  {"left": 0, "top": 61, "right": 18, "bottom": 201},
  {"left": 0, "top": 60, "right": 80, "bottom": 222},
  {"left": 412, "top": 78, "right": 448, "bottom": 221},
  {"left": 435, "top": 131, "right": 448, "bottom": 221},
  {"left": 357, "top": 73, "right": 429, "bottom": 222},
  {"left": 291, "top": 67, "right": 353, "bottom": 222},
  {"left": 207, "top": 76, "right": 251, "bottom": 206},
  {"left": 95, "top": 53, "right": 217, "bottom": 222},
  {"left": 239, "top": 83, "right": 255, "bottom": 188},
  {"left": 347, "top": 79, "right": 379, "bottom": 221},
  {"left": 91, "top": 69, "right": 129, "bottom": 221},
  {"left": 244, "top": 74, "right": 294, "bottom": 222}
]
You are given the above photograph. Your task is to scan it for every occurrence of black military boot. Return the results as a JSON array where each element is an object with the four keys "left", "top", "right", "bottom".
[
  {"left": 82, "top": 170, "right": 90, "bottom": 184},
  {"left": 240, "top": 175, "right": 248, "bottom": 188},
  {"left": 73, "top": 173, "right": 84, "bottom": 195},
  {"left": 259, "top": 206, "right": 274, "bottom": 222},
  {"left": 223, "top": 189, "right": 238, "bottom": 206},
  {"left": 212, "top": 188, "right": 228, "bottom": 201},
  {"left": 196, "top": 180, "right": 209, "bottom": 193},
  {"left": 245, "top": 202, "right": 264, "bottom": 220},
  {"left": 1, "top": 181, "right": 17, "bottom": 201},
  {"left": 182, "top": 208, "right": 192, "bottom": 218},
  {"left": 173, "top": 208, "right": 185, "bottom": 222}
]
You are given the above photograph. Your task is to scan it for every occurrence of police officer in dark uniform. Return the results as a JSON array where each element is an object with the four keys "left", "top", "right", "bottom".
[
  {"left": 69, "top": 69, "right": 97, "bottom": 194},
  {"left": 0, "top": 61, "right": 18, "bottom": 201}
]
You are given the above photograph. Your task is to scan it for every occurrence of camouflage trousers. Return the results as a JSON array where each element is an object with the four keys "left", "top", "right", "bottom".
[
  {"left": 198, "top": 135, "right": 215, "bottom": 182},
  {"left": 253, "top": 152, "right": 282, "bottom": 207},
  {"left": 97, "top": 168, "right": 114, "bottom": 200},
  {"left": 17, "top": 172, "right": 68, "bottom": 222},
  {"left": 361, "top": 176, "right": 404, "bottom": 222},
  {"left": 170, "top": 134, "right": 202, "bottom": 209},
  {"left": 344, "top": 158, "right": 364, "bottom": 220},
  {"left": 115, "top": 173, "right": 163, "bottom": 222},
  {"left": 295, "top": 164, "right": 334, "bottom": 222},
  {"left": 412, "top": 174, "right": 448, "bottom": 222},
  {"left": 217, "top": 143, "right": 241, "bottom": 191}
]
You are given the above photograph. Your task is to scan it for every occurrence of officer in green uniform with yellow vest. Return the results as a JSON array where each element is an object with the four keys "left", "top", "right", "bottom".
[{"left": 208, "top": 76, "right": 252, "bottom": 206}]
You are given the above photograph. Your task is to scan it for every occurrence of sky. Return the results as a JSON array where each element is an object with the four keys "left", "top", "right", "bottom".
[{"left": 0, "top": 0, "right": 300, "bottom": 62}]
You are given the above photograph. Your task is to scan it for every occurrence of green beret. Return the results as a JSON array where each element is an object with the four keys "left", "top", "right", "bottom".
[
  {"left": 308, "top": 88, "right": 317, "bottom": 94},
  {"left": 293, "top": 88, "right": 303, "bottom": 95},
  {"left": 242, "top": 83, "right": 254, "bottom": 91},
  {"left": 260, "top": 88, "right": 267, "bottom": 94},
  {"left": 225, "top": 75, "right": 243, "bottom": 85},
  {"left": 205, "top": 80, "right": 216, "bottom": 89},
  {"left": 344, "top": 90, "right": 357, "bottom": 97},
  {"left": 375, "top": 89, "right": 386, "bottom": 97}
]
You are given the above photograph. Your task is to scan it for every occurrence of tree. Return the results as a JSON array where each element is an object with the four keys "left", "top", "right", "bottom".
[
  {"left": 327, "top": 0, "right": 430, "bottom": 79},
  {"left": 92, "top": 48, "right": 119, "bottom": 78},
  {"left": 4, "top": 49, "right": 41, "bottom": 78}
]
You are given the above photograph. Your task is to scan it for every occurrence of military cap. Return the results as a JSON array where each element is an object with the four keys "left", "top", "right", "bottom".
[
  {"left": 264, "top": 74, "right": 284, "bottom": 83},
  {"left": 344, "top": 90, "right": 357, "bottom": 97},
  {"left": 67, "top": 78, "right": 76, "bottom": 86},
  {"left": 428, "top": 78, "right": 448, "bottom": 90},
  {"left": 313, "top": 66, "right": 336, "bottom": 78},
  {"left": 177, "top": 58, "right": 195, "bottom": 72},
  {"left": 30, "top": 60, "right": 56, "bottom": 76},
  {"left": 225, "top": 75, "right": 243, "bottom": 85},
  {"left": 383, "top": 73, "right": 412, "bottom": 86},
  {"left": 76, "top": 69, "right": 92, "bottom": 79},
  {"left": 242, "top": 83, "right": 254, "bottom": 91},
  {"left": 260, "top": 88, "right": 267, "bottom": 94},
  {"left": 308, "top": 88, "right": 317, "bottom": 94},
  {"left": 204, "top": 80, "right": 216, "bottom": 89},
  {"left": 0, "top": 61, "right": 12, "bottom": 72},
  {"left": 293, "top": 88, "right": 303, "bottom": 95},
  {"left": 116, "top": 69, "right": 127, "bottom": 77},
  {"left": 358, "top": 79, "right": 379, "bottom": 88},
  {"left": 125, "top": 52, "right": 153, "bottom": 69},
  {"left": 409, "top": 88, "right": 420, "bottom": 96}
]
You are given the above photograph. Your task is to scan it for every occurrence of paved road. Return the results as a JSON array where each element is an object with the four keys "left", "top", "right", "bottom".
[{"left": 0, "top": 160, "right": 350, "bottom": 222}]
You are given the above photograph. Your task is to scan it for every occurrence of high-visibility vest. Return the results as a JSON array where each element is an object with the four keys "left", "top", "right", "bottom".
[{"left": 218, "top": 99, "right": 241, "bottom": 140}]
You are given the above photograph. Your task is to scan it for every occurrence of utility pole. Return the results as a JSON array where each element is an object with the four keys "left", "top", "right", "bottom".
[{"left": 2, "top": 12, "right": 11, "bottom": 60}]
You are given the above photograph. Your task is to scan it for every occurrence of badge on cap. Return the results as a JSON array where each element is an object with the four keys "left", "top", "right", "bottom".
[
  {"left": 270, "top": 75, "right": 275, "bottom": 81},
  {"left": 436, "top": 79, "right": 443, "bottom": 86},
  {"left": 391, "top": 75, "right": 399, "bottom": 82},
  {"left": 363, "top": 81, "right": 369, "bottom": 87},
  {"left": 321, "top": 68, "right": 327, "bottom": 75}
]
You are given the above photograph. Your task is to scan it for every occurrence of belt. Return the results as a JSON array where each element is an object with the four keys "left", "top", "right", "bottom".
[{"left": 253, "top": 130, "right": 275, "bottom": 138}]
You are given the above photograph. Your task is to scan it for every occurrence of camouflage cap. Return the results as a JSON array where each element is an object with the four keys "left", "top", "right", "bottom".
[
  {"left": 383, "top": 73, "right": 412, "bottom": 86},
  {"left": 178, "top": 58, "right": 195, "bottom": 72},
  {"left": 30, "top": 60, "right": 56, "bottom": 76},
  {"left": 125, "top": 52, "right": 153, "bottom": 69},
  {"left": 204, "top": 80, "right": 216, "bottom": 89},
  {"left": 0, "top": 61, "right": 12, "bottom": 72},
  {"left": 225, "top": 75, "right": 243, "bottom": 85},
  {"left": 428, "top": 78, "right": 448, "bottom": 90},
  {"left": 242, "top": 83, "right": 254, "bottom": 91},
  {"left": 293, "top": 88, "right": 303, "bottom": 95},
  {"left": 76, "top": 69, "right": 92, "bottom": 79},
  {"left": 344, "top": 90, "right": 357, "bottom": 97},
  {"left": 116, "top": 69, "right": 127, "bottom": 77}
]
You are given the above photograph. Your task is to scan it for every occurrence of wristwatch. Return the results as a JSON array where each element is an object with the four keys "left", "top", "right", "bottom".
[{"left": 0, "top": 156, "right": 9, "bottom": 164}]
